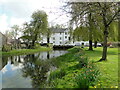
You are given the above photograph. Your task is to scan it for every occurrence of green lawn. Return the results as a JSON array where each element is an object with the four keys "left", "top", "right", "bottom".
[
  {"left": 47, "top": 47, "right": 100, "bottom": 88},
  {"left": 45, "top": 47, "right": 118, "bottom": 88},
  {"left": 1, "top": 46, "right": 52, "bottom": 57},
  {"left": 83, "top": 47, "right": 118, "bottom": 88}
]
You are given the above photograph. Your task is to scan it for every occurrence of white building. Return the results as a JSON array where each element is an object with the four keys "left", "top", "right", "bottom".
[
  {"left": 40, "top": 28, "right": 74, "bottom": 45},
  {"left": 40, "top": 28, "right": 97, "bottom": 46}
]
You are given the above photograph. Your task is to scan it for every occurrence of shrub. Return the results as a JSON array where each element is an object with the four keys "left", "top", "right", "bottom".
[
  {"left": 2, "top": 45, "right": 12, "bottom": 52},
  {"left": 111, "top": 42, "right": 119, "bottom": 48},
  {"left": 68, "top": 47, "right": 82, "bottom": 53},
  {"left": 49, "top": 68, "right": 66, "bottom": 82},
  {"left": 74, "top": 52, "right": 88, "bottom": 68},
  {"left": 76, "top": 62, "right": 100, "bottom": 89},
  {"left": 34, "top": 43, "right": 41, "bottom": 49}
]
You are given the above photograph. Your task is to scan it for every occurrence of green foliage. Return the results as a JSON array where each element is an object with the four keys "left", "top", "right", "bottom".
[
  {"left": 11, "top": 25, "right": 20, "bottom": 39},
  {"left": 48, "top": 47, "right": 100, "bottom": 88},
  {"left": 2, "top": 46, "right": 52, "bottom": 56},
  {"left": 68, "top": 47, "right": 82, "bottom": 53},
  {"left": 74, "top": 52, "right": 88, "bottom": 68},
  {"left": 49, "top": 68, "right": 66, "bottom": 81},
  {"left": 21, "top": 10, "right": 48, "bottom": 49},
  {"left": 34, "top": 43, "right": 41, "bottom": 49},
  {"left": 76, "top": 62, "right": 100, "bottom": 88},
  {"left": 108, "top": 21, "right": 118, "bottom": 42},
  {"left": 83, "top": 47, "right": 118, "bottom": 88},
  {"left": 2, "top": 45, "right": 12, "bottom": 52},
  {"left": 73, "top": 26, "right": 89, "bottom": 41}
]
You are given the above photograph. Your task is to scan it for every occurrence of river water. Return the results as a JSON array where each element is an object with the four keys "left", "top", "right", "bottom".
[{"left": 0, "top": 50, "right": 68, "bottom": 88}]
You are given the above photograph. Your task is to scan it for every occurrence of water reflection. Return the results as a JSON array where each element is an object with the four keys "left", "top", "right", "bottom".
[
  {"left": 0, "top": 50, "right": 67, "bottom": 88},
  {"left": 22, "top": 54, "right": 51, "bottom": 88}
]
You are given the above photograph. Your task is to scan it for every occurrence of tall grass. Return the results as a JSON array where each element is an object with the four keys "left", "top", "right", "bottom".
[{"left": 48, "top": 47, "right": 100, "bottom": 88}]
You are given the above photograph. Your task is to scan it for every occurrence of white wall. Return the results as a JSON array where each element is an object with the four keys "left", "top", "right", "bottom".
[{"left": 39, "top": 29, "right": 90, "bottom": 46}]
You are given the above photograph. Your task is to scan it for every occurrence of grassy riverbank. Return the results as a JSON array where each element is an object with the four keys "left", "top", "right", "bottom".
[
  {"left": 83, "top": 47, "right": 118, "bottom": 88},
  {"left": 48, "top": 47, "right": 100, "bottom": 88},
  {"left": 47, "top": 47, "right": 118, "bottom": 88},
  {"left": 1, "top": 46, "right": 52, "bottom": 57}
]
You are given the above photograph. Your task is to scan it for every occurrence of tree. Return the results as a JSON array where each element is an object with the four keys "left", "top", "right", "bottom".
[
  {"left": 10, "top": 25, "right": 21, "bottom": 49},
  {"left": 108, "top": 21, "right": 118, "bottom": 42},
  {"left": 67, "top": 2, "right": 102, "bottom": 50},
  {"left": 11, "top": 25, "right": 20, "bottom": 40},
  {"left": 21, "top": 10, "right": 48, "bottom": 49},
  {"left": 96, "top": 2, "right": 120, "bottom": 61},
  {"left": 64, "top": 2, "right": 119, "bottom": 61}
]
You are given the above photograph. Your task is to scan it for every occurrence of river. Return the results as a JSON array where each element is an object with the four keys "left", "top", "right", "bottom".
[{"left": 0, "top": 50, "right": 68, "bottom": 88}]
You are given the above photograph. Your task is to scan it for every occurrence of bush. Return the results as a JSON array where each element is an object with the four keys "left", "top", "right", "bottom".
[
  {"left": 76, "top": 62, "right": 100, "bottom": 89},
  {"left": 111, "top": 42, "right": 119, "bottom": 48},
  {"left": 34, "top": 43, "right": 41, "bottom": 49},
  {"left": 2, "top": 45, "right": 12, "bottom": 52},
  {"left": 68, "top": 47, "right": 82, "bottom": 53},
  {"left": 74, "top": 52, "right": 88, "bottom": 68},
  {"left": 49, "top": 68, "right": 66, "bottom": 82}
]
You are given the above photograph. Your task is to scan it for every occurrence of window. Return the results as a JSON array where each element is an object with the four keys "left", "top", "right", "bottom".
[
  {"left": 69, "top": 37, "right": 70, "bottom": 40},
  {"left": 60, "top": 32, "right": 61, "bottom": 35},
  {"left": 53, "top": 37, "right": 55, "bottom": 40},
  {"left": 53, "top": 41, "right": 55, "bottom": 43},
  {"left": 65, "top": 32, "right": 67, "bottom": 35},
  {"left": 60, "top": 37, "right": 62, "bottom": 40},
  {"left": 65, "top": 36, "right": 67, "bottom": 39},
  {"left": 60, "top": 42, "right": 62, "bottom": 44}
]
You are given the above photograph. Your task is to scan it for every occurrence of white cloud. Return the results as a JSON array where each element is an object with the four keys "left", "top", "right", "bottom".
[
  {"left": 1, "top": 66, "right": 8, "bottom": 74},
  {"left": 0, "top": 0, "right": 69, "bottom": 33},
  {"left": 10, "top": 17, "right": 26, "bottom": 27},
  {"left": 0, "top": 14, "right": 9, "bottom": 33},
  {"left": 11, "top": 63, "right": 23, "bottom": 71}
]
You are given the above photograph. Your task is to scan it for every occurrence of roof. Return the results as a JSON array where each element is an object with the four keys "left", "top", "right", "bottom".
[
  {"left": 0, "top": 32, "right": 7, "bottom": 38},
  {"left": 50, "top": 28, "right": 67, "bottom": 33}
]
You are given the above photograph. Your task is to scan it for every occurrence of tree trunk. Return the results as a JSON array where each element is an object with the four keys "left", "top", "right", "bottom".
[
  {"left": 47, "top": 37, "right": 49, "bottom": 44},
  {"left": 47, "top": 33, "right": 50, "bottom": 44},
  {"left": 47, "top": 52, "right": 50, "bottom": 59},
  {"left": 88, "top": 13, "right": 93, "bottom": 51},
  {"left": 47, "top": 35, "right": 50, "bottom": 47},
  {"left": 99, "top": 27, "right": 108, "bottom": 61},
  {"left": 94, "top": 41, "right": 97, "bottom": 48},
  {"left": 31, "top": 40, "right": 35, "bottom": 49},
  {"left": 88, "top": 40, "right": 93, "bottom": 51}
]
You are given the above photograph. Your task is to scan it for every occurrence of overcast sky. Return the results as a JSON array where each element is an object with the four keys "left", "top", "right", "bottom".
[{"left": 0, "top": 0, "right": 70, "bottom": 34}]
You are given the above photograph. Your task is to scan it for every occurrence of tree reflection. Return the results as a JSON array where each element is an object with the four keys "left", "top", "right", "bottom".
[
  {"left": 1, "top": 56, "right": 8, "bottom": 70},
  {"left": 22, "top": 54, "right": 53, "bottom": 88}
]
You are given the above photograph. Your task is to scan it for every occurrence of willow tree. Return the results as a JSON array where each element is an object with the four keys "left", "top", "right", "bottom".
[
  {"left": 21, "top": 10, "right": 48, "bottom": 49},
  {"left": 108, "top": 21, "right": 118, "bottom": 42},
  {"left": 31, "top": 10, "right": 48, "bottom": 48},
  {"left": 66, "top": 2, "right": 103, "bottom": 50}
]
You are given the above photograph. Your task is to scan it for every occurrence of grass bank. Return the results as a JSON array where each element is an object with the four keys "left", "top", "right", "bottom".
[
  {"left": 1, "top": 46, "right": 52, "bottom": 57},
  {"left": 47, "top": 47, "right": 118, "bottom": 88},
  {"left": 47, "top": 47, "right": 100, "bottom": 88},
  {"left": 83, "top": 47, "right": 118, "bottom": 88}
]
